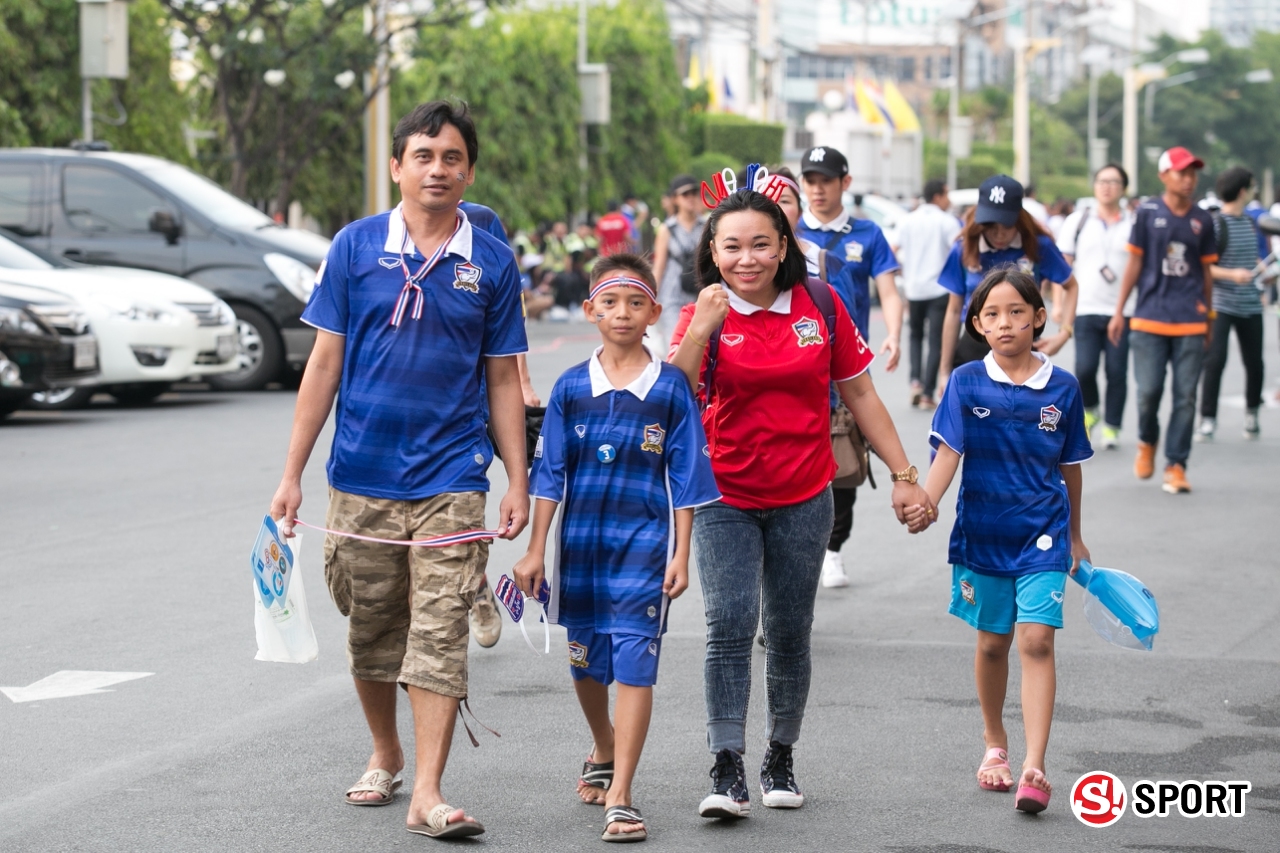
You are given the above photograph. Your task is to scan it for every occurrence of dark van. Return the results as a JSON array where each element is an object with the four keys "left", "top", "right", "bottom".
[{"left": 0, "top": 149, "right": 331, "bottom": 390}]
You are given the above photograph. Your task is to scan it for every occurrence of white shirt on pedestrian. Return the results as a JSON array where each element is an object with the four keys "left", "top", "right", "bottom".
[
  {"left": 1057, "top": 205, "right": 1135, "bottom": 317},
  {"left": 893, "top": 202, "right": 961, "bottom": 301}
]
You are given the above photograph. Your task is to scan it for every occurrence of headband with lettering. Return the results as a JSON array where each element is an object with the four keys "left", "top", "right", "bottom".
[
  {"left": 700, "top": 163, "right": 797, "bottom": 208},
  {"left": 588, "top": 275, "right": 658, "bottom": 303}
]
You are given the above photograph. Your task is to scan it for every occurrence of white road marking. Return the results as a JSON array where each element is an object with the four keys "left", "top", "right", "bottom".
[{"left": 1, "top": 671, "right": 153, "bottom": 704}]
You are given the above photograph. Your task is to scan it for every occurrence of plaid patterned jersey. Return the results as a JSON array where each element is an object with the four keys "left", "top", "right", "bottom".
[
  {"left": 531, "top": 347, "right": 720, "bottom": 636},
  {"left": 929, "top": 352, "right": 1093, "bottom": 578}
]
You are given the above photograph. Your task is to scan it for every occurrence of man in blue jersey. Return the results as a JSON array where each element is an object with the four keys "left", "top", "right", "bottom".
[
  {"left": 1108, "top": 147, "right": 1217, "bottom": 495},
  {"left": 269, "top": 101, "right": 529, "bottom": 839},
  {"left": 795, "top": 145, "right": 903, "bottom": 589}
]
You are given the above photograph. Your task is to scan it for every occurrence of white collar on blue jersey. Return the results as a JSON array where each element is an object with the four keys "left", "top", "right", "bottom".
[
  {"left": 383, "top": 202, "right": 474, "bottom": 261},
  {"left": 982, "top": 350, "right": 1053, "bottom": 390},
  {"left": 588, "top": 344, "right": 663, "bottom": 400},
  {"left": 978, "top": 232, "right": 1024, "bottom": 253},
  {"left": 727, "top": 286, "right": 792, "bottom": 315},
  {"left": 801, "top": 207, "right": 850, "bottom": 233}
]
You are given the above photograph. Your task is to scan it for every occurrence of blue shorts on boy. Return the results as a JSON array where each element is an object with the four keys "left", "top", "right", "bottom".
[
  {"left": 567, "top": 629, "right": 662, "bottom": 687},
  {"left": 930, "top": 352, "right": 1091, "bottom": 630},
  {"left": 530, "top": 345, "right": 720, "bottom": 645},
  {"left": 949, "top": 565, "right": 1068, "bottom": 633}
]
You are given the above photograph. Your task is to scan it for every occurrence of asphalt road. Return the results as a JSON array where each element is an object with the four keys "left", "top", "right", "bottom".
[{"left": 2, "top": 315, "right": 1278, "bottom": 853}]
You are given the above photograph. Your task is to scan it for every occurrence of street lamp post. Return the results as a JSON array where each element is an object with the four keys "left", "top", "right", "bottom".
[{"left": 1122, "top": 48, "right": 1209, "bottom": 185}]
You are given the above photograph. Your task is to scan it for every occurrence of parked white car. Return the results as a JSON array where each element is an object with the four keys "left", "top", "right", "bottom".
[{"left": 0, "top": 232, "right": 238, "bottom": 407}]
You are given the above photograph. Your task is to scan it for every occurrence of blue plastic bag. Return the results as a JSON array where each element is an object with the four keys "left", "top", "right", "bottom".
[{"left": 1070, "top": 561, "right": 1160, "bottom": 651}]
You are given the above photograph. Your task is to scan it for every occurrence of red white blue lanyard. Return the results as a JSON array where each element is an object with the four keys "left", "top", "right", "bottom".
[{"left": 391, "top": 210, "right": 463, "bottom": 327}]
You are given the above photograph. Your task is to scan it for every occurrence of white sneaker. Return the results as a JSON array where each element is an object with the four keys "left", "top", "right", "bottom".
[
  {"left": 1195, "top": 417, "right": 1215, "bottom": 443},
  {"left": 821, "top": 550, "right": 848, "bottom": 588},
  {"left": 1244, "top": 409, "right": 1260, "bottom": 439}
]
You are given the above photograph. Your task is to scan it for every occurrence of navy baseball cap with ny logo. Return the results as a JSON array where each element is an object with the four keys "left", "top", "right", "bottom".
[
  {"left": 975, "top": 174, "right": 1024, "bottom": 227},
  {"left": 801, "top": 146, "right": 849, "bottom": 179}
]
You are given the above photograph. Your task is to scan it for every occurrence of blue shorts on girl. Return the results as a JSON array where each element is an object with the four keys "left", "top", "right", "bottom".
[
  {"left": 529, "top": 347, "right": 720, "bottom": 681},
  {"left": 930, "top": 352, "right": 1092, "bottom": 633}
]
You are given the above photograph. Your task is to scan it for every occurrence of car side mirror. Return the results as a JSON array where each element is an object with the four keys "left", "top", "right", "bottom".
[
  {"left": 149, "top": 210, "right": 183, "bottom": 245},
  {"left": 1257, "top": 215, "right": 1280, "bottom": 237}
]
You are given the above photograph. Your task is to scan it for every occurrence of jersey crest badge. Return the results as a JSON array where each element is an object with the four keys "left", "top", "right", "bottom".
[
  {"left": 377, "top": 257, "right": 400, "bottom": 269},
  {"left": 844, "top": 241, "right": 864, "bottom": 263},
  {"left": 453, "top": 261, "right": 482, "bottom": 293},
  {"left": 575, "top": 424, "right": 587, "bottom": 438},
  {"left": 792, "top": 316, "right": 824, "bottom": 347},
  {"left": 960, "top": 579, "right": 976, "bottom": 605},
  {"left": 721, "top": 334, "right": 744, "bottom": 347},
  {"left": 973, "top": 407, "right": 991, "bottom": 418},
  {"left": 1039, "top": 404, "right": 1062, "bottom": 432},
  {"left": 641, "top": 423, "right": 665, "bottom": 454},
  {"left": 1017, "top": 257, "right": 1035, "bottom": 273},
  {"left": 567, "top": 641, "right": 589, "bottom": 668},
  {"left": 1190, "top": 218, "right": 1203, "bottom": 235}
]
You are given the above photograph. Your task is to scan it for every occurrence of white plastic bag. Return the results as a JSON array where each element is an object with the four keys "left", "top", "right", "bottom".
[{"left": 253, "top": 533, "right": 319, "bottom": 663}]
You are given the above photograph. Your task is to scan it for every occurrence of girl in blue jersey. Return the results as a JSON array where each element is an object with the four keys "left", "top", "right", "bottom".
[
  {"left": 905, "top": 268, "right": 1093, "bottom": 815},
  {"left": 938, "top": 175, "right": 1079, "bottom": 381}
]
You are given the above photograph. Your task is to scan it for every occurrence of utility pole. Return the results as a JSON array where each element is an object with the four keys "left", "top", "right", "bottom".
[
  {"left": 947, "top": 37, "right": 960, "bottom": 190},
  {"left": 364, "top": 0, "right": 390, "bottom": 216},
  {"left": 77, "top": 0, "right": 130, "bottom": 144},
  {"left": 578, "top": 0, "right": 588, "bottom": 223},
  {"left": 1122, "top": 0, "right": 1140, "bottom": 187}
]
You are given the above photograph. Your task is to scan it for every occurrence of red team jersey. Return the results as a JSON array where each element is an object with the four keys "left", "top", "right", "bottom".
[
  {"left": 595, "top": 212, "right": 633, "bottom": 257},
  {"left": 670, "top": 283, "right": 874, "bottom": 510}
]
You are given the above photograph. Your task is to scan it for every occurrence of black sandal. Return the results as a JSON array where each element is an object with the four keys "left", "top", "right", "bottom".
[
  {"left": 580, "top": 754, "right": 614, "bottom": 802},
  {"left": 602, "top": 805, "right": 647, "bottom": 842}
]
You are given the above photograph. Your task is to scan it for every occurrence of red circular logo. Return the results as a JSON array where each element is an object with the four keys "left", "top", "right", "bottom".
[{"left": 1071, "top": 771, "right": 1126, "bottom": 827}]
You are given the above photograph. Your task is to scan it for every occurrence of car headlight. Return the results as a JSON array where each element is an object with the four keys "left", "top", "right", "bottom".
[
  {"left": 264, "top": 252, "right": 317, "bottom": 303},
  {"left": 28, "top": 305, "right": 90, "bottom": 336},
  {"left": 116, "top": 303, "right": 175, "bottom": 323},
  {"left": 0, "top": 306, "right": 44, "bottom": 335},
  {"left": 0, "top": 350, "right": 23, "bottom": 387}
]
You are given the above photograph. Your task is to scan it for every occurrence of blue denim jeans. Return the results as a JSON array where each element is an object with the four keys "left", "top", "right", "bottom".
[
  {"left": 694, "top": 487, "right": 833, "bottom": 754},
  {"left": 1130, "top": 330, "right": 1206, "bottom": 467}
]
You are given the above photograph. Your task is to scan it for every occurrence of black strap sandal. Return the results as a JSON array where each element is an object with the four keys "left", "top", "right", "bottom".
[
  {"left": 580, "top": 754, "right": 615, "bottom": 796},
  {"left": 602, "top": 805, "right": 647, "bottom": 842}
]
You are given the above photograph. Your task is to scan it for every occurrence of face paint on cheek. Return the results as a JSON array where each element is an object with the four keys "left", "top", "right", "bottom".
[
  {"left": 456, "top": 173, "right": 466, "bottom": 182},
  {"left": 1019, "top": 324, "right": 1031, "bottom": 331}
]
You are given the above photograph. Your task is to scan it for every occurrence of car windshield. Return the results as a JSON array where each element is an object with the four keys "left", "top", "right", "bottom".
[
  {"left": 0, "top": 233, "right": 54, "bottom": 271},
  {"left": 135, "top": 162, "right": 276, "bottom": 230}
]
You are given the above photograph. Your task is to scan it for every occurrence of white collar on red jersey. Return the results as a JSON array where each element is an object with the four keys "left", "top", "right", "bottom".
[
  {"left": 982, "top": 350, "right": 1053, "bottom": 389},
  {"left": 384, "top": 202, "right": 474, "bottom": 261},
  {"left": 726, "top": 286, "right": 792, "bottom": 316},
  {"left": 588, "top": 344, "right": 663, "bottom": 400}
]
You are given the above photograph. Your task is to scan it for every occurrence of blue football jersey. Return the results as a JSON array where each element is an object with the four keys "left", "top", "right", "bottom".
[
  {"left": 530, "top": 348, "right": 720, "bottom": 636},
  {"left": 301, "top": 204, "right": 528, "bottom": 500},
  {"left": 929, "top": 352, "right": 1093, "bottom": 577}
]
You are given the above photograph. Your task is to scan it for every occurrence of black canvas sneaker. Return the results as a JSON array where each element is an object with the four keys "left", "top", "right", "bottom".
[{"left": 698, "top": 748, "right": 751, "bottom": 818}]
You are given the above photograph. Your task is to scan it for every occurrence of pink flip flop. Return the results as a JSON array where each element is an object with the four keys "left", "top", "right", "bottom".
[
  {"left": 976, "top": 747, "right": 1013, "bottom": 792},
  {"left": 1015, "top": 768, "right": 1051, "bottom": 813}
]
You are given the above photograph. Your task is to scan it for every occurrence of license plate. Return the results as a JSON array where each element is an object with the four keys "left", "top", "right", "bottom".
[
  {"left": 216, "top": 333, "right": 237, "bottom": 362},
  {"left": 73, "top": 336, "right": 98, "bottom": 370}
]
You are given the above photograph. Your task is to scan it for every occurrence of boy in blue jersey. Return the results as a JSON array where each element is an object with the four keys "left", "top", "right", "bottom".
[
  {"left": 906, "top": 268, "right": 1092, "bottom": 816},
  {"left": 270, "top": 101, "right": 529, "bottom": 840},
  {"left": 1108, "top": 147, "right": 1216, "bottom": 494},
  {"left": 514, "top": 254, "right": 719, "bottom": 843},
  {"left": 795, "top": 146, "right": 904, "bottom": 590}
]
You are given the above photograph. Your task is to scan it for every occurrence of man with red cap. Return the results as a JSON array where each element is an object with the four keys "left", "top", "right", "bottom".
[{"left": 1108, "top": 147, "right": 1217, "bottom": 494}]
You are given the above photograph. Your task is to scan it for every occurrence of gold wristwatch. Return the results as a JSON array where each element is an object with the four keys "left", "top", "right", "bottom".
[{"left": 891, "top": 465, "right": 918, "bottom": 484}]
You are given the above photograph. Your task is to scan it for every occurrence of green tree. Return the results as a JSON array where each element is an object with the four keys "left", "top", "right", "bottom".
[
  {"left": 401, "top": 6, "right": 582, "bottom": 230},
  {"left": 0, "top": 0, "right": 188, "bottom": 160}
]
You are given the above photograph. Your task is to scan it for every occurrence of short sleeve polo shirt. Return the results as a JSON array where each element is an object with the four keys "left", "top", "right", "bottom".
[
  {"left": 530, "top": 347, "right": 719, "bottom": 636},
  {"left": 301, "top": 204, "right": 528, "bottom": 500},
  {"left": 1126, "top": 196, "right": 1217, "bottom": 335},
  {"left": 929, "top": 352, "right": 1093, "bottom": 578},
  {"left": 938, "top": 235, "right": 1073, "bottom": 315},
  {"left": 797, "top": 210, "right": 900, "bottom": 336},
  {"left": 670, "top": 282, "right": 875, "bottom": 510}
]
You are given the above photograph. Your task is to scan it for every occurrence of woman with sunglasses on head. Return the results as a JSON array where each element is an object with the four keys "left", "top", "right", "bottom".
[
  {"left": 937, "top": 175, "right": 1078, "bottom": 395},
  {"left": 667, "top": 175, "right": 932, "bottom": 820},
  {"left": 651, "top": 174, "right": 708, "bottom": 349}
]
